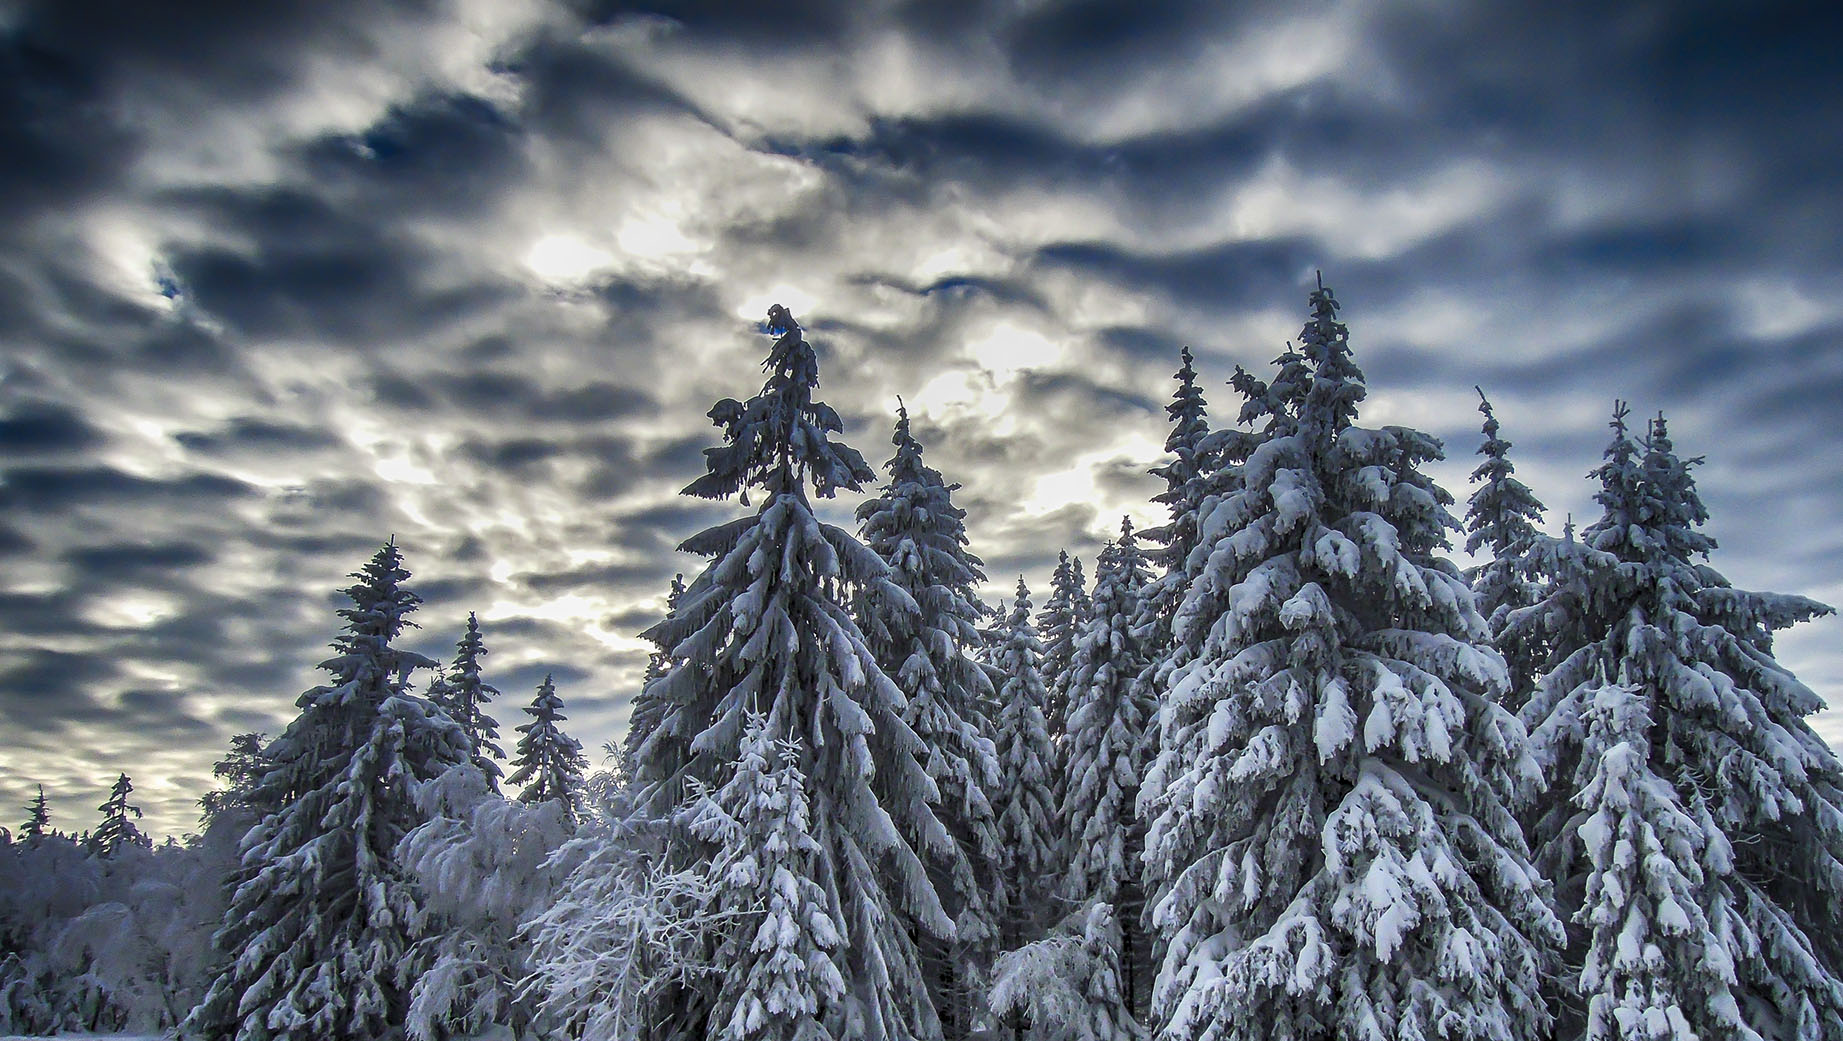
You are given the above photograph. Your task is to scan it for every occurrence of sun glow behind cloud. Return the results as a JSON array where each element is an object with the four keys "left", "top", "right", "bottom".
[{"left": 524, "top": 234, "right": 615, "bottom": 283}]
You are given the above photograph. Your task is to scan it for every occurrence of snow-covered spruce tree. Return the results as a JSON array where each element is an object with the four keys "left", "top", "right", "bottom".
[
  {"left": 1141, "top": 347, "right": 1215, "bottom": 587},
  {"left": 1038, "top": 550, "right": 1089, "bottom": 743},
  {"left": 196, "top": 731, "right": 268, "bottom": 832},
  {"left": 20, "top": 786, "right": 50, "bottom": 843},
  {"left": 682, "top": 713, "right": 847, "bottom": 1041},
  {"left": 1565, "top": 666, "right": 1751, "bottom": 1041},
  {"left": 624, "top": 573, "right": 688, "bottom": 775},
  {"left": 992, "top": 578, "right": 1063, "bottom": 950},
  {"left": 89, "top": 774, "right": 146, "bottom": 857},
  {"left": 401, "top": 761, "right": 576, "bottom": 1041},
  {"left": 1520, "top": 406, "right": 1843, "bottom": 1038},
  {"left": 855, "top": 403, "right": 1004, "bottom": 1033},
  {"left": 1062, "top": 517, "right": 1157, "bottom": 1024},
  {"left": 182, "top": 542, "right": 468, "bottom": 1041},
  {"left": 1141, "top": 278, "right": 1560, "bottom": 1041},
  {"left": 1464, "top": 389, "right": 1548, "bottom": 708},
  {"left": 434, "top": 612, "right": 505, "bottom": 790},
  {"left": 507, "top": 674, "right": 587, "bottom": 816},
  {"left": 631, "top": 305, "right": 956, "bottom": 1041},
  {"left": 990, "top": 902, "right": 1139, "bottom": 1041}
]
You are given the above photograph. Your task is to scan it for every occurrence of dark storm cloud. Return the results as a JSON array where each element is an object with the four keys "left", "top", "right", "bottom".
[
  {"left": 0, "top": 399, "right": 105, "bottom": 452},
  {"left": 64, "top": 541, "right": 218, "bottom": 578},
  {"left": 1034, "top": 237, "right": 1320, "bottom": 312},
  {"left": 0, "top": 466, "right": 256, "bottom": 512},
  {"left": 513, "top": 558, "right": 675, "bottom": 595},
  {"left": 174, "top": 418, "right": 343, "bottom": 455},
  {"left": 372, "top": 370, "right": 658, "bottom": 423},
  {"left": 300, "top": 93, "right": 530, "bottom": 216},
  {"left": 162, "top": 208, "right": 517, "bottom": 345}
]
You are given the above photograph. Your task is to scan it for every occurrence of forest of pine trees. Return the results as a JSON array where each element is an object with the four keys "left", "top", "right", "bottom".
[{"left": 4, "top": 281, "right": 1842, "bottom": 1041}]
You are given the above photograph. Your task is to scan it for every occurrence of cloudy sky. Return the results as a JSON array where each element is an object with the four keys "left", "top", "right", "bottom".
[{"left": 3, "top": 0, "right": 1840, "bottom": 837}]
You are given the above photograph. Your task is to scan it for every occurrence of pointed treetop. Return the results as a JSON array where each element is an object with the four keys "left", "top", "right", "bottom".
[
  {"left": 337, "top": 540, "right": 422, "bottom": 651},
  {"left": 508, "top": 673, "right": 587, "bottom": 815},
  {"left": 682, "top": 306, "right": 875, "bottom": 504},
  {"left": 90, "top": 771, "right": 146, "bottom": 856},
  {"left": 1465, "top": 387, "right": 1546, "bottom": 558},
  {"left": 1298, "top": 276, "right": 1365, "bottom": 435},
  {"left": 438, "top": 611, "right": 504, "bottom": 787},
  {"left": 1638, "top": 411, "right": 1715, "bottom": 564},
  {"left": 21, "top": 784, "right": 50, "bottom": 840}
]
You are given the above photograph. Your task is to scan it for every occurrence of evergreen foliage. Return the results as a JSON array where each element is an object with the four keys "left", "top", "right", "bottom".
[
  {"left": 626, "top": 573, "right": 688, "bottom": 773},
  {"left": 1520, "top": 405, "right": 1843, "bottom": 1037},
  {"left": 990, "top": 902, "right": 1142, "bottom": 1041},
  {"left": 196, "top": 732, "right": 268, "bottom": 831},
  {"left": 1570, "top": 668, "right": 1750, "bottom": 1041},
  {"left": 20, "top": 785, "right": 50, "bottom": 843},
  {"left": 630, "top": 306, "right": 957, "bottom": 1041},
  {"left": 435, "top": 613, "right": 505, "bottom": 789},
  {"left": 1062, "top": 517, "right": 1157, "bottom": 1021},
  {"left": 1038, "top": 550, "right": 1090, "bottom": 743},
  {"left": 685, "top": 714, "right": 847, "bottom": 1041},
  {"left": 183, "top": 542, "right": 469, "bottom": 1041},
  {"left": 507, "top": 674, "right": 588, "bottom": 816},
  {"left": 89, "top": 773, "right": 146, "bottom": 858},
  {"left": 1465, "top": 389, "right": 1549, "bottom": 706},
  {"left": 992, "top": 578, "right": 1063, "bottom": 949},
  {"left": 1142, "top": 279, "right": 1561, "bottom": 1041},
  {"left": 856, "top": 403, "right": 1004, "bottom": 1032}
]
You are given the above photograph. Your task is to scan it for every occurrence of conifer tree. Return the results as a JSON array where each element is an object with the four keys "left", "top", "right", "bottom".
[
  {"left": 435, "top": 613, "right": 504, "bottom": 790},
  {"left": 992, "top": 578, "right": 1063, "bottom": 950},
  {"left": 1141, "top": 279, "right": 1560, "bottom": 1041},
  {"left": 856, "top": 403, "right": 1003, "bottom": 1032},
  {"left": 685, "top": 713, "right": 847, "bottom": 1041},
  {"left": 1568, "top": 667, "right": 1750, "bottom": 1041},
  {"left": 1038, "top": 551, "right": 1089, "bottom": 742},
  {"left": 183, "top": 542, "right": 469, "bottom": 1041},
  {"left": 20, "top": 785, "right": 50, "bottom": 843},
  {"left": 197, "top": 731, "right": 269, "bottom": 831},
  {"left": 1520, "top": 405, "right": 1843, "bottom": 1037},
  {"left": 1464, "top": 389, "right": 1548, "bottom": 707},
  {"left": 1141, "top": 347, "right": 1215, "bottom": 584},
  {"left": 632, "top": 305, "right": 957, "bottom": 1041},
  {"left": 89, "top": 773, "right": 146, "bottom": 857},
  {"left": 507, "top": 675, "right": 588, "bottom": 816},
  {"left": 1062, "top": 518, "right": 1157, "bottom": 1022},
  {"left": 625, "top": 573, "right": 687, "bottom": 772}
]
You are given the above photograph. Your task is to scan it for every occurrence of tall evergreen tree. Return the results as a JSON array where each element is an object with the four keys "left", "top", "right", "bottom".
[
  {"left": 1141, "top": 347, "right": 1215, "bottom": 582},
  {"left": 1062, "top": 518, "right": 1157, "bottom": 1022},
  {"left": 1520, "top": 406, "right": 1843, "bottom": 1038},
  {"left": 89, "top": 773, "right": 146, "bottom": 857},
  {"left": 1464, "top": 389, "right": 1548, "bottom": 707},
  {"left": 625, "top": 573, "right": 688, "bottom": 775},
  {"left": 507, "top": 675, "right": 587, "bottom": 816},
  {"left": 183, "top": 542, "right": 468, "bottom": 1041},
  {"left": 1141, "top": 278, "right": 1560, "bottom": 1041},
  {"left": 686, "top": 714, "right": 847, "bottom": 1041},
  {"left": 856, "top": 404, "right": 1003, "bottom": 1033},
  {"left": 197, "top": 731, "right": 269, "bottom": 831},
  {"left": 1038, "top": 550, "right": 1089, "bottom": 742},
  {"left": 992, "top": 578, "right": 1063, "bottom": 950},
  {"left": 20, "top": 785, "right": 50, "bottom": 843},
  {"left": 632, "top": 305, "right": 956, "bottom": 1041},
  {"left": 435, "top": 613, "right": 504, "bottom": 790},
  {"left": 1568, "top": 667, "right": 1750, "bottom": 1041}
]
